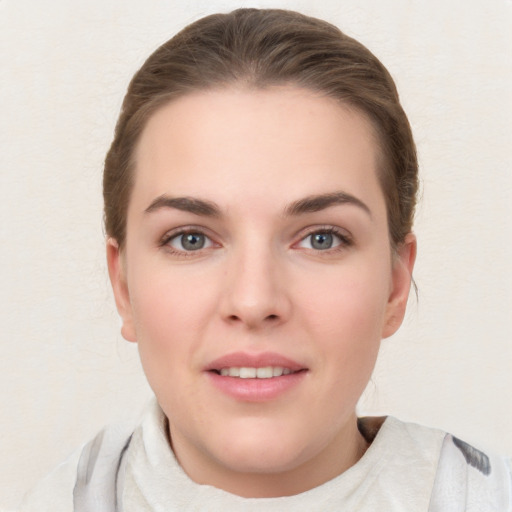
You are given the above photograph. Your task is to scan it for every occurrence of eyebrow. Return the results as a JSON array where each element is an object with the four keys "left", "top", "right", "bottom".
[
  {"left": 145, "top": 195, "right": 221, "bottom": 217},
  {"left": 144, "top": 190, "right": 371, "bottom": 218},
  {"left": 284, "top": 191, "right": 372, "bottom": 218}
]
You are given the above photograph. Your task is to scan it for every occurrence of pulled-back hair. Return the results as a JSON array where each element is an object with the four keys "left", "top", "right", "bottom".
[{"left": 104, "top": 8, "right": 418, "bottom": 249}]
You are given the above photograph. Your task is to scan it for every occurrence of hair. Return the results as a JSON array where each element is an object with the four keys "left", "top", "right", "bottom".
[{"left": 103, "top": 8, "right": 418, "bottom": 250}]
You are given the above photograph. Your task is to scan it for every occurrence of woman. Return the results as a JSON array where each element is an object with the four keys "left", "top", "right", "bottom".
[{"left": 20, "top": 8, "right": 511, "bottom": 511}]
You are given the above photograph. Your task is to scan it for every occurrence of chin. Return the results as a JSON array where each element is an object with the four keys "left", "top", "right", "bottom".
[{"left": 207, "top": 422, "right": 315, "bottom": 474}]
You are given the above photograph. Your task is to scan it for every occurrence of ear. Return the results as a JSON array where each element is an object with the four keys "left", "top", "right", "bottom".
[
  {"left": 106, "top": 238, "right": 137, "bottom": 342},
  {"left": 382, "top": 233, "right": 417, "bottom": 339}
]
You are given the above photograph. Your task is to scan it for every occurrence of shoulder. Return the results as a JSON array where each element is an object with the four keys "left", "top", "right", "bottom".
[
  {"left": 18, "top": 446, "right": 82, "bottom": 512},
  {"left": 397, "top": 417, "right": 512, "bottom": 510},
  {"left": 364, "top": 416, "right": 512, "bottom": 510},
  {"left": 19, "top": 421, "right": 135, "bottom": 512},
  {"left": 429, "top": 432, "right": 512, "bottom": 511}
]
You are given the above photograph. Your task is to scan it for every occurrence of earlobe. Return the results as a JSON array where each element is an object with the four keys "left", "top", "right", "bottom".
[
  {"left": 106, "top": 238, "right": 137, "bottom": 342},
  {"left": 382, "top": 233, "right": 417, "bottom": 339}
]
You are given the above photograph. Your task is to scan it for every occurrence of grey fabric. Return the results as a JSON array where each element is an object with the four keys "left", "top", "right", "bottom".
[
  {"left": 428, "top": 434, "right": 512, "bottom": 512},
  {"left": 452, "top": 436, "right": 492, "bottom": 476},
  {"left": 73, "top": 427, "right": 132, "bottom": 512}
]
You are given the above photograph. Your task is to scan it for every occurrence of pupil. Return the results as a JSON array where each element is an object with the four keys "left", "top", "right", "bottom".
[
  {"left": 312, "top": 233, "right": 332, "bottom": 250},
  {"left": 182, "top": 233, "right": 205, "bottom": 250}
]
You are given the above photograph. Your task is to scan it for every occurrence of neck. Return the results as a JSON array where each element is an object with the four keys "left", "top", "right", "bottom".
[{"left": 169, "top": 415, "right": 369, "bottom": 498}]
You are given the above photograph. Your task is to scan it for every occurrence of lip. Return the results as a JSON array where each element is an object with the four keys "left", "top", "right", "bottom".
[
  {"left": 204, "top": 351, "right": 308, "bottom": 402},
  {"left": 205, "top": 351, "right": 306, "bottom": 372}
]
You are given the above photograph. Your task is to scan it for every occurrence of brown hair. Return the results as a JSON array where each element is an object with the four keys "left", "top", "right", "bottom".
[{"left": 104, "top": 8, "right": 418, "bottom": 250}]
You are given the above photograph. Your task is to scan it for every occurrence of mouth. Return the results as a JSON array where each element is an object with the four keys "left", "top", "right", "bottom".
[
  {"left": 205, "top": 351, "right": 307, "bottom": 376},
  {"left": 205, "top": 352, "right": 308, "bottom": 401},
  {"left": 211, "top": 366, "right": 303, "bottom": 378}
]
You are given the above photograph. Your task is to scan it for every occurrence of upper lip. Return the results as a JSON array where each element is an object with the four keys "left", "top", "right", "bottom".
[{"left": 205, "top": 351, "right": 306, "bottom": 372}]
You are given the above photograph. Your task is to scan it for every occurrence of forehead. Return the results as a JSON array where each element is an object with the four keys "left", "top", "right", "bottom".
[{"left": 131, "top": 86, "right": 385, "bottom": 215}]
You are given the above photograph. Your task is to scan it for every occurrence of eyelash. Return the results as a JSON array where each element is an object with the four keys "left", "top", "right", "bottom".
[
  {"left": 159, "top": 225, "right": 353, "bottom": 256},
  {"left": 159, "top": 227, "right": 217, "bottom": 257},
  {"left": 295, "top": 226, "right": 353, "bottom": 253}
]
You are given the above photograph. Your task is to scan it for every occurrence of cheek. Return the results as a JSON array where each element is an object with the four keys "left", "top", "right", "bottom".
[
  {"left": 128, "top": 255, "right": 217, "bottom": 336},
  {"left": 126, "top": 260, "right": 219, "bottom": 388},
  {"left": 297, "top": 259, "right": 391, "bottom": 386},
  {"left": 300, "top": 258, "right": 391, "bottom": 337},
  {"left": 130, "top": 281, "right": 206, "bottom": 415}
]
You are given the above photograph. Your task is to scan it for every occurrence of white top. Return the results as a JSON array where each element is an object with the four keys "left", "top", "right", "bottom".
[{"left": 20, "top": 399, "right": 512, "bottom": 511}]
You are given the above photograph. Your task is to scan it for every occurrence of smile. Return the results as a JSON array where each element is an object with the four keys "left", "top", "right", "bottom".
[
  {"left": 205, "top": 352, "right": 308, "bottom": 401},
  {"left": 218, "top": 366, "right": 295, "bottom": 378}
]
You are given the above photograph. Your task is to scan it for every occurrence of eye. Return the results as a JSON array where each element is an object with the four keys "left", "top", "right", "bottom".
[
  {"left": 167, "top": 231, "right": 214, "bottom": 252},
  {"left": 297, "top": 229, "right": 350, "bottom": 251}
]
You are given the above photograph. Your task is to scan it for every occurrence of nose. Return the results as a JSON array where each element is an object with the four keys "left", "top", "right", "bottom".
[{"left": 219, "top": 242, "right": 292, "bottom": 329}]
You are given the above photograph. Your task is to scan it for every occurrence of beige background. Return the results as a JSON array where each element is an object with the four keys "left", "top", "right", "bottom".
[{"left": 1, "top": 0, "right": 511, "bottom": 508}]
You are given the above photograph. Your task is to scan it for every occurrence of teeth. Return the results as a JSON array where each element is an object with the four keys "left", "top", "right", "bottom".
[
  {"left": 273, "top": 367, "right": 284, "bottom": 377},
  {"left": 256, "top": 366, "right": 273, "bottom": 378},
  {"left": 240, "top": 367, "right": 257, "bottom": 378},
  {"left": 218, "top": 366, "right": 294, "bottom": 379}
]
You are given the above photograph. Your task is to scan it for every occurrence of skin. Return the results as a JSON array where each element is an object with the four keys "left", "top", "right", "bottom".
[{"left": 107, "top": 86, "right": 416, "bottom": 497}]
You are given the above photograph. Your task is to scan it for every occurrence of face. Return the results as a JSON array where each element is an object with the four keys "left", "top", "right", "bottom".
[{"left": 108, "top": 86, "right": 415, "bottom": 497}]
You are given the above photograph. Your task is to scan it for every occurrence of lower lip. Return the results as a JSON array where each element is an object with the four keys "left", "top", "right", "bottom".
[{"left": 206, "top": 371, "right": 307, "bottom": 402}]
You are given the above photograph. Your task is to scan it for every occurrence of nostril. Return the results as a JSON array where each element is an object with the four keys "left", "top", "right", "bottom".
[{"left": 224, "top": 311, "right": 282, "bottom": 325}]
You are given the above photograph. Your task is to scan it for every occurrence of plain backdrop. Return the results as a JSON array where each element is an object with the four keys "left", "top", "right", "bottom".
[{"left": 1, "top": 0, "right": 511, "bottom": 508}]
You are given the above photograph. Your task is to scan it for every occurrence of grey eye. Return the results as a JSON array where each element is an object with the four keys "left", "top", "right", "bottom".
[
  {"left": 297, "top": 230, "right": 346, "bottom": 251},
  {"left": 310, "top": 232, "right": 334, "bottom": 250},
  {"left": 169, "top": 232, "right": 209, "bottom": 251},
  {"left": 181, "top": 233, "right": 205, "bottom": 250}
]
